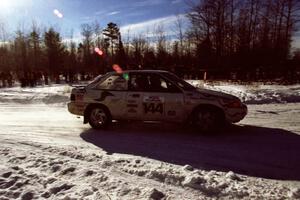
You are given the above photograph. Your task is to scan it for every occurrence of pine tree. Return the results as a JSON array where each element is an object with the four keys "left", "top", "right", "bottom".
[
  {"left": 44, "top": 27, "right": 64, "bottom": 83},
  {"left": 28, "top": 23, "right": 42, "bottom": 72},
  {"left": 103, "top": 22, "right": 120, "bottom": 63}
]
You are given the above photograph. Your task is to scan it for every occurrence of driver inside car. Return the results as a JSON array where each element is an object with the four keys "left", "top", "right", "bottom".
[{"left": 149, "top": 75, "right": 164, "bottom": 92}]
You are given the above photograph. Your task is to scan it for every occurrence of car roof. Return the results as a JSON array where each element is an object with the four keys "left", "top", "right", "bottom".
[{"left": 107, "top": 70, "right": 170, "bottom": 74}]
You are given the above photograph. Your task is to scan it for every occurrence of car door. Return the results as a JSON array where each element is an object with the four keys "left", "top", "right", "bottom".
[
  {"left": 126, "top": 72, "right": 184, "bottom": 122},
  {"left": 150, "top": 73, "right": 185, "bottom": 122},
  {"left": 125, "top": 72, "right": 147, "bottom": 119},
  {"left": 88, "top": 73, "right": 128, "bottom": 120}
]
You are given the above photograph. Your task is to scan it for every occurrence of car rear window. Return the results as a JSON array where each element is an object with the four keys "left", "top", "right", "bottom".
[{"left": 94, "top": 74, "right": 128, "bottom": 90}]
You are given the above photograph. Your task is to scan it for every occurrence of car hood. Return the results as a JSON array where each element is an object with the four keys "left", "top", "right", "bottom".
[{"left": 195, "top": 88, "right": 240, "bottom": 101}]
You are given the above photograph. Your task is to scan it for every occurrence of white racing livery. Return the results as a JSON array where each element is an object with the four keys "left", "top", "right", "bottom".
[{"left": 68, "top": 70, "right": 247, "bottom": 131}]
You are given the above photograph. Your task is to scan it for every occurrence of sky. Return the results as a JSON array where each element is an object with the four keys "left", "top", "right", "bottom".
[
  {"left": 0, "top": 0, "right": 194, "bottom": 41},
  {"left": 0, "top": 0, "right": 299, "bottom": 49}
]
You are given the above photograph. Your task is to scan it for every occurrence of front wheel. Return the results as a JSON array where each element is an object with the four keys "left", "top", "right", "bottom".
[
  {"left": 88, "top": 106, "right": 111, "bottom": 129},
  {"left": 192, "top": 107, "right": 225, "bottom": 132}
]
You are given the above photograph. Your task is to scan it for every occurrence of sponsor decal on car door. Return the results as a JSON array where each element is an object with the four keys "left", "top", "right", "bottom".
[
  {"left": 143, "top": 95, "right": 165, "bottom": 119},
  {"left": 126, "top": 92, "right": 143, "bottom": 119}
]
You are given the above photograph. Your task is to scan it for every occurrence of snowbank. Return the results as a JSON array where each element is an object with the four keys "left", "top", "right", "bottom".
[
  {"left": 1, "top": 141, "right": 299, "bottom": 200},
  {"left": 1, "top": 82, "right": 300, "bottom": 105},
  {"left": 188, "top": 80, "right": 300, "bottom": 104},
  {"left": 0, "top": 85, "right": 71, "bottom": 105}
]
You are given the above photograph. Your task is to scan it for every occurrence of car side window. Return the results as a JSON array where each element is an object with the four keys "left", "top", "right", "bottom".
[
  {"left": 129, "top": 73, "right": 181, "bottom": 93},
  {"left": 149, "top": 74, "right": 182, "bottom": 93},
  {"left": 129, "top": 74, "right": 150, "bottom": 91},
  {"left": 148, "top": 74, "right": 167, "bottom": 92},
  {"left": 95, "top": 74, "right": 128, "bottom": 90}
]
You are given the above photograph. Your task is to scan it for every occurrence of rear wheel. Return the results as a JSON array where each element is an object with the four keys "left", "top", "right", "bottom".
[
  {"left": 88, "top": 106, "right": 111, "bottom": 129},
  {"left": 192, "top": 107, "right": 224, "bottom": 132}
]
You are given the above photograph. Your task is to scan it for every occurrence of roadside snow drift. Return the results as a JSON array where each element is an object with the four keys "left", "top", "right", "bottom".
[
  {"left": 1, "top": 82, "right": 300, "bottom": 105},
  {"left": 188, "top": 81, "right": 300, "bottom": 104},
  {"left": 1, "top": 140, "right": 300, "bottom": 200},
  {"left": 0, "top": 85, "right": 71, "bottom": 105}
]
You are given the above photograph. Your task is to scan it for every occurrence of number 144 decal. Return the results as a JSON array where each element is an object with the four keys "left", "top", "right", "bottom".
[{"left": 143, "top": 103, "right": 163, "bottom": 114}]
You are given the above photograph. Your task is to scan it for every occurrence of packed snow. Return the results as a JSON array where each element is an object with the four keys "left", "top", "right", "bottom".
[
  {"left": 0, "top": 82, "right": 300, "bottom": 199},
  {"left": 0, "top": 85, "right": 71, "bottom": 105}
]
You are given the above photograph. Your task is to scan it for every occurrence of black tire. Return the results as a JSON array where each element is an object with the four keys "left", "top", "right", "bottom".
[
  {"left": 88, "top": 106, "right": 111, "bottom": 129},
  {"left": 192, "top": 106, "right": 225, "bottom": 132}
]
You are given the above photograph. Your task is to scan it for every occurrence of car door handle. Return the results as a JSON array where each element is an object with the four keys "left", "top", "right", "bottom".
[{"left": 130, "top": 94, "right": 140, "bottom": 98}]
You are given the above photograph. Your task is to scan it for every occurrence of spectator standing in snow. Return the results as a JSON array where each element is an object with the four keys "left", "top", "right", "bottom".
[
  {"left": 7, "top": 72, "right": 13, "bottom": 87},
  {"left": 0, "top": 72, "right": 3, "bottom": 87},
  {"left": 1, "top": 72, "right": 7, "bottom": 87},
  {"left": 44, "top": 72, "right": 49, "bottom": 85}
]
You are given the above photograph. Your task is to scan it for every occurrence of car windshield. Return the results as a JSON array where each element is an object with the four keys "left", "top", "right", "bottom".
[{"left": 162, "top": 72, "right": 196, "bottom": 91}]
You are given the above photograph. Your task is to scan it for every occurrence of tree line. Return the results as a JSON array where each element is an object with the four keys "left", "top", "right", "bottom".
[{"left": 0, "top": 0, "right": 300, "bottom": 87}]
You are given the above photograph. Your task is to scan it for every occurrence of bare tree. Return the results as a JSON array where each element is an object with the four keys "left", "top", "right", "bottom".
[
  {"left": 0, "top": 20, "right": 12, "bottom": 78},
  {"left": 173, "top": 14, "right": 186, "bottom": 56},
  {"left": 155, "top": 24, "right": 167, "bottom": 55},
  {"left": 124, "top": 28, "right": 131, "bottom": 56},
  {"left": 80, "top": 23, "right": 94, "bottom": 70},
  {"left": 81, "top": 23, "right": 93, "bottom": 52},
  {"left": 14, "top": 26, "right": 28, "bottom": 79},
  {"left": 93, "top": 21, "right": 102, "bottom": 48},
  {"left": 283, "top": 0, "right": 300, "bottom": 57},
  {"left": 131, "top": 34, "right": 147, "bottom": 66},
  {"left": 0, "top": 20, "right": 8, "bottom": 45}
]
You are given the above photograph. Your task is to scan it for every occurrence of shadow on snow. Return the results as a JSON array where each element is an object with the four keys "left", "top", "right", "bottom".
[{"left": 80, "top": 122, "right": 300, "bottom": 181}]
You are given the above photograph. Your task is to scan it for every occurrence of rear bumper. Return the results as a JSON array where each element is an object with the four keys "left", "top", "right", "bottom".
[{"left": 67, "top": 102, "right": 85, "bottom": 116}]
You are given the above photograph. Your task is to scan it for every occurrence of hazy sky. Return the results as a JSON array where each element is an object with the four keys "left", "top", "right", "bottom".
[{"left": 0, "top": 0, "right": 299, "bottom": 48}]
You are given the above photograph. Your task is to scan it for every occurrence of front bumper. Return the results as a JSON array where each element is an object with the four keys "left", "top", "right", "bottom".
[
  {"left": 67, "top": 102, "right": 85, "bottom": 116},
  {"left": 226, "top": 104, "right": 248, "bottom": 123}
]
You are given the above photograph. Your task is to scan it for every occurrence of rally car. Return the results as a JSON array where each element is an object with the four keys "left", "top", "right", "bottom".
[{"left": 68, "top": 70, "right": 247, "bottom": 131}]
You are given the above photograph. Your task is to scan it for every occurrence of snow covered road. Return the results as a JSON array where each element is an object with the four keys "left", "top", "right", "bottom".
[
  {"left": 1, "top": 102, "right": 300, "bottom": 178},
  {"left": 0, "top": 85, "right": 300, "bottom": 199}
]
